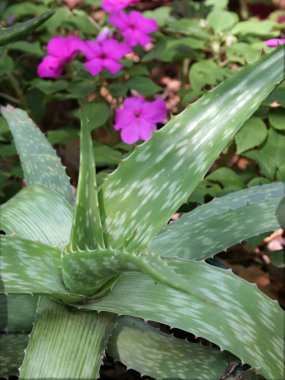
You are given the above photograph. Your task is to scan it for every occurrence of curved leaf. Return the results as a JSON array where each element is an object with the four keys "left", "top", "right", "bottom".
[
  {"left": 0, "top": 9, "right": 55, "bottom": 47},
  {"left": 100, "top": 46, "right": 285, "bottom": 251},
  {"left": 0, "top": 185, "right": 72, "bottom": 247},
  {"left": 151, "top": 182, "right": 285, "bottom": 261},
  {"left": 108, "top": 316, "right": 237, "bottom": 379},
  {"left": 62, "top": 248, "right": 210, "bottom": 300},
  {"left": 20, "top": 297, "right": 115, "bottom": 379},
  {"left": 79, "top": 261, "right": 285, "bottom": 379},
  {"left": 0, "top": 236, "right": 82, "bottom": 303},
  {"left": 1, "top": 105, "right": 74, "bottom": 204}
]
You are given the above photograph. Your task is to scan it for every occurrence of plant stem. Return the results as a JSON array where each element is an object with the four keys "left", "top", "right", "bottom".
[
  {"left": 240, "top": 0, "right": 249, "bottom": 20},
  {"left": 7, "top": 72, "right": 29, "bottom": 110}
]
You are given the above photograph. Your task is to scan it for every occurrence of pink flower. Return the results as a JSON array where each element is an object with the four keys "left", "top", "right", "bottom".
[
  {"left": 109, "top": 11, "right": 158, "bottom": 47},
  {"left": 265, "top": 38, "right": 285, "bottom": 47},
  {"left": 114, "top": 96, "right": 167, "bottom": 144},
  {"left": 80, "top": 38, "right": 131, "bottom": 76},
  {"left": 38, "top": 36, "right": 83, "bottom": 78},
  {"left": 102, "top": 0, "right": 139, "bottom": 13}
]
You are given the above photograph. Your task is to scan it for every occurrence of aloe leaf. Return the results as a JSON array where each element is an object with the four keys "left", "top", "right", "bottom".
[
  {"left": 20, "top": 297, "right": 115, "bottom": 379},
  {"left": 1, "top": 105, "right": 74, "bottom": 204},
  {"left": 79, "top": 261, "right": 285, "bottom": 379},
  {"left": 0, "top": 9, "right": 55, "bottom": 47},
  {"left": 0, "top": 236, "right": 82, "bottom": 303},
  {"left": 0, "top": 333, "right": 29, "bottom": 377},
  {"left": 62, "top": 248, "right": 208, "bottom": 299},
  {"left": 0, "top": 185, "right": 72, "bottom": 247},
  {"left": 151, "top": 182, "right": 285, "bottom": 261},
  {"left": 108, "top": 316, "right": 238, "bottom": 380},
  {"left": 0, "top": 294, "right": 37, "bottom": 332},
  {"left": 100, "top": 46, "right": 285, "bottom": 251},
  {"left": 68, "top": 106, "right": 104, "bottom": 252}
]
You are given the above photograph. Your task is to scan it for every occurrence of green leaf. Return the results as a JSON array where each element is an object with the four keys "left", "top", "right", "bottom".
[
  {"left": 0, "top": 9, "right": 55, "bottom": 46},
  {"left": 0, "top": 333, "right": 29, "bottom": 377},
  {"left": 268, "top": 108, "right": 285, "bottom": 130},
  {"left": 205, "top": 0, "right": 229, "bottom": 9},
  {"left": 61, "top": 248, "right": 207, "bottom": 299},
  {"left": 264, "top": 86, "right": 285, "bottom": 107},
  {"left": 80, "top": 260, "right": 285, "bottom": 380},
  {"left": 0, "top": 294, "right": 37, "bottom": 332},
  {"left": 232, "top": 20, "right": 276, "bottom": 36},
  {"left": 31, "top": 78, "right": 69, "bottom": 95},
  {"left": 244, "top": 129, "right": 285, "bottom": 179},
  {"left": 94, "top": 143, "right": 123, "bottom": 167},
  {"left": 189, "top": 60, "right": 225, "bottom": 91},
  {"left": 1, "top": 105, "right": 74, "bottom": 204},
  {"left": 269, "top": 250, "right": 285, "bottom": 266},
  {"left": 108, "top": 316, "right": 237, "bottom": 380},
  {"left": 235, "top": 117, "right": 267, "bottom": 154},
  {"left": 0, "top": 55, "right": 14, "bottom": 75},
  {"left": 126, "top": 76, "right": 162, "bottom": 96},
  {"left": 20, "top": 297, "right": 115, "bottom": 379},
  {"left": 75, "top": 102, "right": 111, "bottom": 130},
  {"left": 8, "top": 41, "right": 44, "bottom": 56},
  {"left": 0, "top": 185, "right": 72, "bottom": 247},
  {"left": 207, "top": 10, "right": 238, "bottom": 34},
  {"left": 143, "top": 7, "right": 173, "bottom": 27},
  {"left": 100, "top": 46, "right": 285, "bottom": 251},
  {"left": 151, "top": 183, "right": 285, "bottom": 261},
  {"left": 68, "top": 106, "right": 104, "bottom": 251},
  {"left": 0, "top": 236, "right": 82, "bottom": 302},
  {"left": 206, "top": 167, "right": 244, "bottom": 190},
  {"left": 166, "top": 19, "right": 209, "bottom": 40},
  {"left": 226, "top": 43, "right": 261, "bottom": 64}
]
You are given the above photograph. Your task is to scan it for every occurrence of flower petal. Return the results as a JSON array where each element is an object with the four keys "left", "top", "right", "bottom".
[
  {"left": 102, "top": 58, "right": 122, "bottom": 74},
  {"left": 121, "top": 125, "right": 140, "bottom": 144},
  {"left": 141, "top": 98, "right": 167, "bottom": 123},
  {"left": 84, "top": 58, "right": 103, "bottom": 76},
  {"left": 265, "top": 38, "right": 285, "bottom": 47},
  {"left": 37, "top": 56, "right": 64, "bottom": 78}
]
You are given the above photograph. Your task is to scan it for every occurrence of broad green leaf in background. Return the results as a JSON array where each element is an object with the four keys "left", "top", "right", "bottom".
[
  {"left": 226, "top": 43, "right": 261, "bottom": 64},
  {"left": 0, "top": 186, "right": 72, "bottom": 246},
  {"left": 126, "top": 76, "right": 162, "bottom": 97},
  {"left": 108, "top": 316, "right": 237, "bottom": 380},
  {"left": 207, "top": 10, "right": 238, "bottom": 34},
  {"left": 151, "top": 183, "right": 285, "bottom": 261},
  {"left": 68, "top": 107, "right": 104, "bottom": 251},
  {"left": 7, "top": 41, "right": 44, "bottom": 57},
  {"left": 264, "top": 85, "right": 285, "bottom": 107},
  {"left": 0, "top": 9, "right": 54, "bottom": 46},
  {"left": 206, "top": 167, "right": 244, "bottom": 191},
  {"left": 100, "top": 46, "right": 285, "bottom": 251},
  {"left": 80, "top": 260, "right": 284, "bottom": 380},
  {"left": 268, "top": 108, "right": 285, "bottom": 130},
  {"left": 232, "top": 20, "right": 277, "bottom": 36},
  {"left": 189, "top": 60, "right": 225, "bottom": 92},
  {"left": 1, "top": 106, "right": 74, "bottom": 204},
  {"left": 75, "top": 102, "right": 111, "bottom": 130},
  {"left": 235, "top": 117, "right": 267, "bottom": 154},
  {"left": 244, "top": 129, "right": 285, "bottom": 179},
  {"left": 20, "top": 297, "right": 115, "bottom": 380}
]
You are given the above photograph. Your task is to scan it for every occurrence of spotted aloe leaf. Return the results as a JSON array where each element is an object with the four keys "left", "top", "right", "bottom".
[
  {"left": 20, "top": 297, "right": 115, "bottom": 380},
  {"left": 0, "top": 236, "right": 83, "bottom": 303},
  {"left": 68, "top": 106, "right": 104, "bottom": 252},
  {"left": 108, "top": 316, "right": 238, "bottom": 380},
  {"left": 1, "top": 105, "right": 74, "bottom": 205},
  {"left": 0, "top": 185, "right": 72, "bottom": 247},
  {"left": 61, "top": 248, "right": 207, "bottom": 300},
  {"left": 151, "top": 182, "right": 285, "bottom": 261},
  {"left": 79, "top": 260, "right": 285, "bottom": 380},
  {"left": 100, "top": 46, "right": 285, "bottom": 251},
  {"left": 0, "top": 9, "right": 55, "bottom": 47}
]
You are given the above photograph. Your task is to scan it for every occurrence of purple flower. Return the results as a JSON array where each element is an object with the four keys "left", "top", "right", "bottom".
[
  {"left": 80, "top": 38, "right": 131, "bottom": 76},
  {"left": 114, "top": 96, "right": 167, "bottom": 144},
  {"left": 38, "top": 36, "right": 83, "bottom": 78},
  {"left": 102, "top": 0, "right": 139, "bottom": 13},
  {"left": 109, "top": 11, "right": 158, "bottom": 47},
  {"left": 265, "top": 38, "right": 285, "bottom": 47}
]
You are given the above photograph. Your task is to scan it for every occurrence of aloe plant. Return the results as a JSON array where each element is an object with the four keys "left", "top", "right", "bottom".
[
  {"left": 0, "top": 9, "right": 55, "bottom": 46},
  {"left": 1, "top": 46, "right": 285, "bottom": 380}
]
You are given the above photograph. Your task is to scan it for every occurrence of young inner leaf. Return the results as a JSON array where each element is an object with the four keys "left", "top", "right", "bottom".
[{"left": 68, "top": 106, "right": 105, "bottom": 252}]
